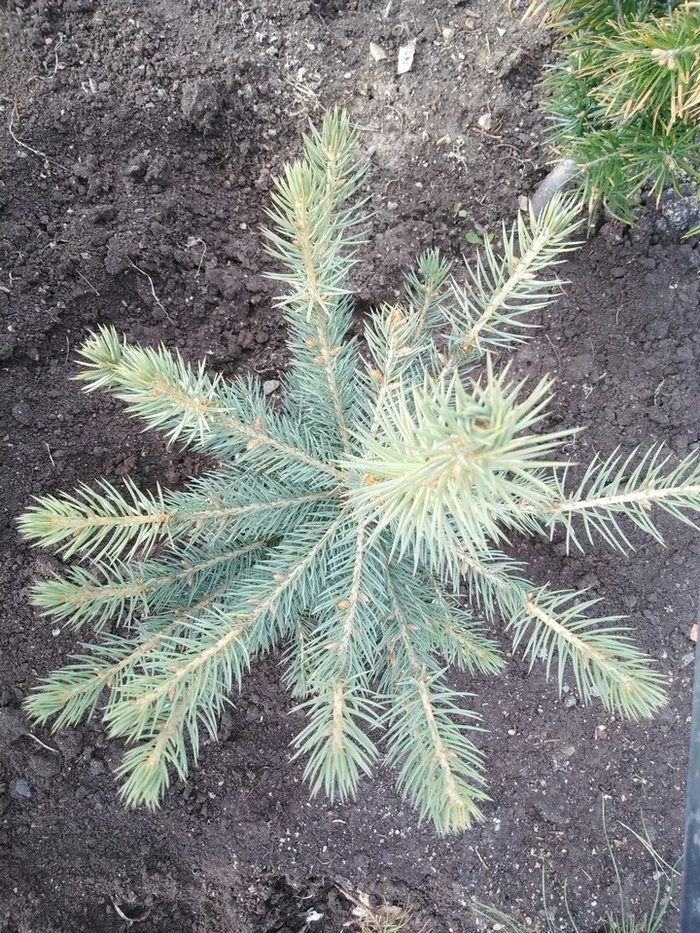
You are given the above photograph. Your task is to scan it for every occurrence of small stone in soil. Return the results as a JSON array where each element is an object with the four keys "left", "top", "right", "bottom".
[
  {"left": 263, "top": 380, "right": 280, "bottom": 395},
  {"left": 10, "top": 778, "right": 32, "bottom": 799},
  {"left": 369, "top": 42, "right": 387, "bottom": 62},
  {"left": 397, "top": 40, "right": 416, "bottom": 75},
  {"left": 53, "top": 729, "right": 83, "bottom": 760},
  {"left": 536, "top": 800, "right": 570, "bottom": 826},
  {"left": 11, "top": 402, "right": 33, "bottom": 426},
  {"left": 125, "top": 150, "right": 150, "bottom": 179},
  {"left": 145, "top": 154, "right": 168, "bottom": 185},
  {"left": 661, "top": 191, "right": 700, "bottom": 234},
  {"left": 181, "top": 80, "right": 221, "bottom": 133}
]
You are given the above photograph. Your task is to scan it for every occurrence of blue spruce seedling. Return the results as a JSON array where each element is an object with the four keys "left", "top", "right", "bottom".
[{"left": 19, "top": 111, "right": 700, "bottom": 833}]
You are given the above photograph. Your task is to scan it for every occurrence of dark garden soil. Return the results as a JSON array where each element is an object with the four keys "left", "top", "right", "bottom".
[{"left": 1, "top": 1, "right": 700, "bottom": 931}]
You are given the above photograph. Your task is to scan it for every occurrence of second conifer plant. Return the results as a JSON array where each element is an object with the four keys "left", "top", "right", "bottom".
[
  {"left": 539, "top": 0, "right": 700, "bottom": 223},
  {"left": 19, "top": 112, "right": 700, "bottom": 833}
]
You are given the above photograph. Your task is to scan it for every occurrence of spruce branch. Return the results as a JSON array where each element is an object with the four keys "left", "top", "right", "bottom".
[
  {"left": 284, "top": 524, "right": 389, "bottom": 795},
  {"left": 384, "top": 670, "right": 489, "bottom": 834},
  {"left": 462, "top": 550, "right": 666, "bottom": 719},
  {"left": 21, "top": 477, "right": 341, "bottom": 562},
  {"left": 586, "top": 7, "right": 700, "bottom": 129},
  {"left": 109, "top": 513, "right": 349, "bottom": 808},
  {"left": 424, "top": 582, "right": 506, "bottom": 676},
  {"left": 30, "top": 540, "right": 265, "bottom": 631},
  {"left": 24, "top": 575, "right": 242, "bottom": 735},
  {"left": 382, "top": 572, "right": 489, "bottom": 833},
  {"left": 514, "top": 588, "right": 666, "bottom": 720},
  {"left": 18, "top": 478, "right": 168, "bottom": 561},
  {"left": 403, "top": 248, "right": 454, "bottom": 336},
  {"left": 77, "top": 328, "right": 345, "bottom": 480},
  {"left": 542, "top": 445, "right": 700, "bottom": 553},
  {"left": 544, "top": 1, "right": 688, "bottom": 36},
  {"left": 292, "top": 682, "right": 382, "bottom": 802},
  {"left": 24, "top": 632, "right": 168, "bottom": 732},
  {"left": 75, "top": 326, "right": 223, "bottom": 447},
  {"left": 263, "top": 108, "right": 368, "bottom": 452},
  {"left": 445, "top": 195, "right": 582, "bottom": 363}
]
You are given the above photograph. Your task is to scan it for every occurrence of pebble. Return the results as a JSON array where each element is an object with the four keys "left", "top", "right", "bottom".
[
  {"left": 675, "top": 344, "right": 695, "bottom": 362},
  {"left": 125, "top": 150, "right": 150, "bottom": 180},
  {"left": 661, "top": 191, "right": 700, "bottom": 235},
  {"left": 145, "top": 154, "right": 168, "bottom": 185},
  {"left": 575, "top": 572, "right": 600, "bottom": 591},
  {"left": 599, "top": 223, "right": 624, "bottom": 244},
  {"left": 397, "top": 40, "right": 416, "bottom": 75},
  {"left": 263, "top": 379, "right": 280, "bottom": 396},
  {"left": 10, "top": 778, "right": 32, "bottom": 799},
  {"left": 11, "top": 402, "right": 33, "bottom": 426},
  {"left": 536, "top": 800, "right": 570, "bottom": 826},
  {"left": 181, "top": 79, "right": 221, "bottom": 133},
  {"left": 369, "top": 41, "right": 387, "bottom": 62}
]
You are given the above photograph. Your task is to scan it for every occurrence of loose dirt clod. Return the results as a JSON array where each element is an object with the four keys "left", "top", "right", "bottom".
[{"left": 181, "top": 79, "right": 221, "bottom": 133}]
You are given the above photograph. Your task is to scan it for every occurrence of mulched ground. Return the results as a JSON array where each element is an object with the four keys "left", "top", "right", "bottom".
[{"left": 1, "top": 1, "right": 699, "bottom": 930}]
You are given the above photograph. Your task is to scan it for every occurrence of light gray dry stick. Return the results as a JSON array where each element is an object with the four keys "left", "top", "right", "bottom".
[
  {"left": 8, "top": 108, "right": 51, "bottom": 173},
  {"left": 126, "top": 258, "right": 173, "bottom": 321}
]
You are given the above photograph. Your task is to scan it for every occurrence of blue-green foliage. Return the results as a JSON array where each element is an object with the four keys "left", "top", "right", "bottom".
[{"left": 18, "top": 112, "right": 700, "bottom": 833}]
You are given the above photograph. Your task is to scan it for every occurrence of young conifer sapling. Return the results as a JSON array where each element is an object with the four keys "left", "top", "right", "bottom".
[
  {"left": 19, "top": 111, "right": 700, "bottom": 833},
  {"left": 535, "top": 0, "right": 700, "bottom": 223}
]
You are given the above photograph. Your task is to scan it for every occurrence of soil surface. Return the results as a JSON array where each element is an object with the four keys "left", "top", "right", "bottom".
[{"left": 1, "top": 1, "right": 700, "bottom": 931}]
